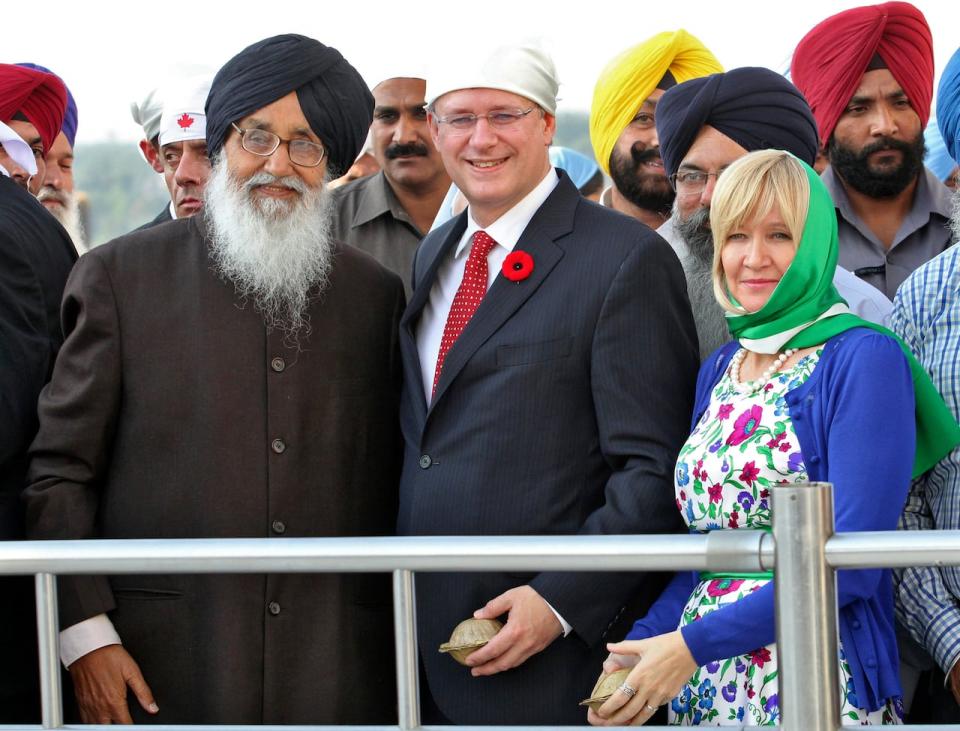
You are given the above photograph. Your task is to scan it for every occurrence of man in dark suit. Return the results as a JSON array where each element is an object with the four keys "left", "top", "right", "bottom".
[
  {"left": 397, "top": 43, "right": 700, "bottom": 725},
  {"left": 25, "top": 35, "right": 403, "bottom": 725}
]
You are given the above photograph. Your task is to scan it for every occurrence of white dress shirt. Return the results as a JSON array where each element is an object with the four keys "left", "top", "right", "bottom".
[
  {"left": 416, "top": 167, "right": 559, "bottom": 401},
  {"left": 414, "top": 167, "right": 572, "bottom": 637}
]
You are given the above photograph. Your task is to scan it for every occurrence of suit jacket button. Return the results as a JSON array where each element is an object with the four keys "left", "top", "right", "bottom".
[
  {"left": 419, "top": 454, "right": 432, "bottom": 469},
  {"left": 271, "top": 357, "right": 286, "bottom": 372},
  {"left": 272, "top": 438, "right": 286, "bottom": 454},
  {"left": 272, "top": 520, "right": 286, "bottom": 535},
  {"left": 268, "top": 601, "right": 281, "bottom": 616}
]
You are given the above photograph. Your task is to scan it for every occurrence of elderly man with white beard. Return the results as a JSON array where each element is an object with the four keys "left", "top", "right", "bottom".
[{"left": 24, "top": 34, "right": 405, "bottom": 726}]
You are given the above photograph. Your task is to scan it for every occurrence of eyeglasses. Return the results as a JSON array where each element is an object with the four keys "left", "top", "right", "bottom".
[
  {"left": 231, "top": 123, "right": 326, "bottom": 167},
  {"left": 433, "top": 107, "right": 538, "bottom": 134},
  {"left": 670, "top": 170, "right": 723, "bottom": 196}
]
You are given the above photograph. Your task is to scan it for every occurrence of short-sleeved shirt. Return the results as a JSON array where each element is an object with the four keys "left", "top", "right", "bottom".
[{"left": 823, "top": 166, "right": 954, "bottom": 300}]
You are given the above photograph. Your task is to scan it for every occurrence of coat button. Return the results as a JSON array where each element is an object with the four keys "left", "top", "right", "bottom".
[
  {"left": 271, "top": 357, "right": 286, "bottom": 372},
  {"left": 418, "top": 454, "right": 432, "bottom": 469},
  {"left": 271, "top": 438, "right": 286, "bottom": 454},
  {"left": 852, "top": 619, "right": 861, "bottom": 630},
  {"left": 272, "top": 520, "right": 286, "bottom": 535},
  {"left": 268, "top": 601, "right": 281, "bottom": 616},
  {"left": 809, "top": 455, "right": 821, "bottom": 465}
]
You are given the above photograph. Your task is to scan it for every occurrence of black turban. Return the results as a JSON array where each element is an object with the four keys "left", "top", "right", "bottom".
[
  {"left": 656, "top": 67, "right": 819, "bottom": 180},
  {"left": 206, "top": 34, "right": 373, "bottom": 175}
]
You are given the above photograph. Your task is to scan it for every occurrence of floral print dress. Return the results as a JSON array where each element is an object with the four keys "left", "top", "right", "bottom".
[{"left": 669, "top": 349, "right": 901, "bottom": 726}]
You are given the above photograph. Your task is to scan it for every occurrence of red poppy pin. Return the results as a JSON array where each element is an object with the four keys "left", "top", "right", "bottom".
[{"left": 502, "top": 250, "right": 534, "bottom": 282}]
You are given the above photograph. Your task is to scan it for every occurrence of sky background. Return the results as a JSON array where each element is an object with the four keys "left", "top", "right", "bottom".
[{"left": 4, "top": 0, "right": 959, "bottom": 144}]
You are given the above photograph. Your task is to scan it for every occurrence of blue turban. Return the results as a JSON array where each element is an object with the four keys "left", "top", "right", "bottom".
[
  {"left": 16, "top": 62, "right": 77, "bottom": 148},
  {"left": 206, "top": 34, "right": 373, "bottom": 176},
  {"left": 548, "top": 147, "right": 600, "bottom": 190},
  {"left": 924, "top": 120, "right": 956, "bottom": 182},
  {"left": 938, "top": 46, "right": 960, "bottom": 164},
  {"left": 656, "top": 67, "right": 819, "bottom": 181}
]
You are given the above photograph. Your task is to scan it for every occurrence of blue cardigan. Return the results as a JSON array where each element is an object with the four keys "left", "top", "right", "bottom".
[{"left": 626, "top": 328, "right": 914, "bottom": 711}]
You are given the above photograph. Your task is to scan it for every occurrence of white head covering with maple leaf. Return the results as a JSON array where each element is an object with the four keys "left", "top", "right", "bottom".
[{"left": 159, "top": 75, "right": 211, "bottom": 146}]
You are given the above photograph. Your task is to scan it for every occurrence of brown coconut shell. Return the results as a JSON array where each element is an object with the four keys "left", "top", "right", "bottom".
[
  {"left": 579, "top": 667, "right": 633, "bottom": 711},
  {"left": 438, "top": 618, "right": 503, "bottom": 665}
]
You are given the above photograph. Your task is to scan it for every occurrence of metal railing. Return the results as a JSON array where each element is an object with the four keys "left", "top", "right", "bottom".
[{"left": 1, "top": 482, "right": 960, "bottom": 730}]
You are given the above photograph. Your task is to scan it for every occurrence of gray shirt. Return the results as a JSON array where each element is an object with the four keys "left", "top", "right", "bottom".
[
  {"left": 331, "top": 171, "right": 423, "bottom": 299},
  {"left": 823, "top": 166, "right": 954, "bottom": 300}
]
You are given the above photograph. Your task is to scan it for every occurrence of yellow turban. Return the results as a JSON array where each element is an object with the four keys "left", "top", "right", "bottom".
[{"left": 589, "top": 30, "right": 723, "bottom": 175}]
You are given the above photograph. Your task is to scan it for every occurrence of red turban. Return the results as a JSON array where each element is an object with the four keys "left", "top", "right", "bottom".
[
  {"left": 790, "top": 2, "right": 933, "bottom": 145},
  {"left": 0, "top": 63, "right": 67, "bottom": 153}
]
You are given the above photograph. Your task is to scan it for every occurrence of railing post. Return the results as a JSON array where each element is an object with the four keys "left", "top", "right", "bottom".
[
  {"left": 773, "top": 482, "right": 839, "bottom": 731},
  {"left": 35, "top": 573, "right": 63, "bottom": 728},
  {"left": 393, "top": 569, "right": 420, "bottom": 730}
]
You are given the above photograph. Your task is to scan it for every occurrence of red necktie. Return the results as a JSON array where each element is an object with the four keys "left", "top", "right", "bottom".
[{"left": 432, "top": 230, "right": 498, "bottom": 397}]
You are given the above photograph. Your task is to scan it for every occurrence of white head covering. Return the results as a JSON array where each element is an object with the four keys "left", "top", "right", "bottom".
[
  {"left": 130, "top": 86, "right": 164, "bottom": 142},
  {"left": 426, "top": 42, "right": 559, "bottom": 114},
  {"left": 0, "top": 119, "right": 37, "bottom": 176},
  {"left": 158, "top": 75, "right": 211, "bottom": 146}
]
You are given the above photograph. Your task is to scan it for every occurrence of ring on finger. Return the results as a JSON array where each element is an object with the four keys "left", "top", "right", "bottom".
[
  {"left": 617, "top": 682, "right": 637, "bottom": 698},
  {"left": 644, "top": 703, "right": 657, "bottom": 712}
]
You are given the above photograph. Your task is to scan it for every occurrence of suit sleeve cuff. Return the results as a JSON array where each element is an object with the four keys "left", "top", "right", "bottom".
[
  {"left": 544, "top": 599, "right": 572, "bottom": 637},
  {"left": 60, "top": 613, "right": 121, "bottom": 668}
]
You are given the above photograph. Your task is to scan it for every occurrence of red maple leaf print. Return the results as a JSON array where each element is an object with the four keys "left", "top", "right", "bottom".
[{"left": 177, "top": 113, "right": 195, "bottom": 129}]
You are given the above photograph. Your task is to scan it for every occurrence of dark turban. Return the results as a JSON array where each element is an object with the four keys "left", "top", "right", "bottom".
[
  {"left": 656, "top": 67, "right": 819, "bottom": 180},
  {"left": 17, "top": 63, "right": 78, "bottom": 148},
  {"left": 0, "top": 63, "right": 67, "bottom": 154},
  {"left": 938, "top": 47, "right": 960, "bottom": 163},
  {"left": 206, "top": 34, "right": 373, "bottom": 175},
  {"left": 791, "top": 2, "right": 933, "bottom": 145}
]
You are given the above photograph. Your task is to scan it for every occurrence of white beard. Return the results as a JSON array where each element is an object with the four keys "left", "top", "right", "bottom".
[
  {"left": 205, "top": 157, "right": 335, "bottom": 342},
  {"left": 38, "top": 188, "right": 87, "bottom": 254}
]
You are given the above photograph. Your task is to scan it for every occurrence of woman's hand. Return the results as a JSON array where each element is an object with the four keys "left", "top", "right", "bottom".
[{"left": 587, "top": 631, "right": 697, "bottom": 726}]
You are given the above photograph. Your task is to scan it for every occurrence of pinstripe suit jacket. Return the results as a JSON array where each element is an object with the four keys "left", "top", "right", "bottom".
[{"left": 397, "top": 172, "right": 700, "bottom": 724}]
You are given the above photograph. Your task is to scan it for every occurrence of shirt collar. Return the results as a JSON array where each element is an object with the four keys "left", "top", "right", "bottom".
[
  {"left": 352, "top": 171, "right": 415, "bottom": 228},
  {"left": 455, "top": 167, "right": 560, "bottom": 258},
  {"left": 822, "top": 165, "right": 954, "bottom": 222}
]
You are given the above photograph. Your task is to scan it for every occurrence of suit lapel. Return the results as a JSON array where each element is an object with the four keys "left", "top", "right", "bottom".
[
  {"left": 428, "top": 173, "right": 579, "bottom": 410},
  {"left": 399, "top": 214, "right": 468, "bottom": 424}
]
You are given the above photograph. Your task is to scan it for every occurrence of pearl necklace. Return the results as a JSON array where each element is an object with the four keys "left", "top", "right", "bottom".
[{"left": 730, "top": 347, "right": 797, "bottom": 393}]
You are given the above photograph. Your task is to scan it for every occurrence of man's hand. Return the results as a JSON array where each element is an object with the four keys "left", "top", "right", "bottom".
[
  {"left": 464, "top": 585, "right": 563, "bottom": 677},
  {"left": 949, "top": 661, "right": 960, "bottom": 706},
  {"left": 68, "top": 645, "right": 158, "bottom": 723}
]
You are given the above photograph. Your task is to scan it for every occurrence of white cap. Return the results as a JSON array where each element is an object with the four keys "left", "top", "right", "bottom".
[
  {"left": 158, "top": 75, "right": 211, "bottom": 146},
  {"left": 0, "top": 120, "right": 37, "bottom": 176},
  {"left": 131, "top": 86, "right": 164, "bottom": 142},
  {"left": 426, "top": 42, "right": 559, "bottom": 114}
]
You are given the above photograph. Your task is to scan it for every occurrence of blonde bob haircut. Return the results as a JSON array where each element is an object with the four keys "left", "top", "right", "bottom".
[{"left": 709, "top": 149, "right": 810, "bottom": 313}]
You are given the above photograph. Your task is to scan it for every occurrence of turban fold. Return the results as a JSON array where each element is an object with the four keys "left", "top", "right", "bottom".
[
  {"left": 206, "top": 34, "right": 373, "bottom": 175},
  {"left": 17, "top": 63, "right": 78, "bottom": 148},
  {"left": 590, "top": 30, "right": 722, "bottom": 175},
  {"left": 924, "top": 120, "right": 956, "bottom": 182},
  {"left": 657, "top": 67, "right": 818, "bottom": 180},
  {"left": 938, "top": 47, "right": 960, "bottom": 164},
  {"left": 549, "top": 146, "right": 599, "bottom": 190},
  {"left": 159, "top": 75, "right": 211, "bottom": 146},
  {"left": 0, "top": 63, "right": 67, "bottom": 154},
  {"left": 791, "top": 2, "right": 933, "bottom": 145},
  {"left": 131, "top": 86, "right": 164, "bottom": 142}
]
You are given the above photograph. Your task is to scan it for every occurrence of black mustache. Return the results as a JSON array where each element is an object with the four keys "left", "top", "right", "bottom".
[
  {"left": 385, "top": 143, "right": 429, "bottom": 160},
  {"left": 859, "top": 136, "right": 913, "bottom": 158},
  {"left": 630, "top": 143, "right": 662, "bottom": 166}
]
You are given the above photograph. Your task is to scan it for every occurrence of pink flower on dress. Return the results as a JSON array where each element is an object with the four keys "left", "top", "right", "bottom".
[
  {"left": 739, "top": 461, "right": 760, "bottom": 485},
  {"left": 749, "top": 648, "right": 771, "bottom": 668},
  {"left": 717, "top": 403, "right": 734, "bottom": 420},
  {"left": 706, "top": 578, "right": 744, "bottom": 597},
  {"left": 727, "top": 405, "right": 763, "bottom": 446},
  {"left": 728, "top": 510, "right": 740, "bottom": 528},
  {"left": 766, "top": 431, "right": 786, "bottom": 448},
  {"left": 708, "top": 483, "right": 723, "bottom": 503},
  {"left": 778, "top": 442, "right": 791, "bottom": 453}
]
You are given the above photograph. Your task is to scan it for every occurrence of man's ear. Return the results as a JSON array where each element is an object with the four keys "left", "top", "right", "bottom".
[{"left": 140, "top": 138, "right": 164, "bottom": 174}]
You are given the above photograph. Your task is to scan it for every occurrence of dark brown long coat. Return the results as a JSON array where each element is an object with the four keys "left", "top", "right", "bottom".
[{"left": 25, "top": 216, "right": 404, "bottom": 724}]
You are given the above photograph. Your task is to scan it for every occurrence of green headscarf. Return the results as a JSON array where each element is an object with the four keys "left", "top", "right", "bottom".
[{"left": 725, "top": 157, "right": 960, "bottom": 477}]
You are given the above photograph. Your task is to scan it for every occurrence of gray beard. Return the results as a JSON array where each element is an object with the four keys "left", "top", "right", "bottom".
[
  {"left": 205, "top": 157, "right": 335, "bottom": 343},
  {"left": 672, "top": 203, "right": 731, "bottom": 359},
  {"left": 38, "top": 188, "right": 87, "bottom": 253},
  {"left": 673, "top": 203, "right": 714, "bottom": 266}
]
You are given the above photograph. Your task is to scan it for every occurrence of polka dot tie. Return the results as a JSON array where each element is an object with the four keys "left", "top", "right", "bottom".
[{"left": 432, "top": 230, "right": 498, "bottom": 397}]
